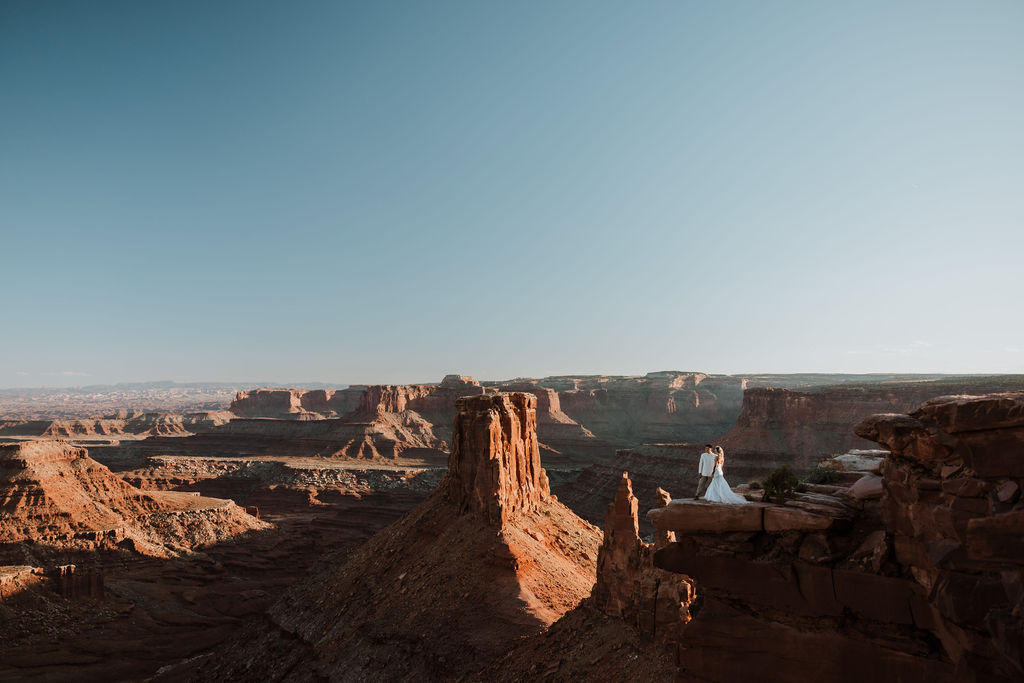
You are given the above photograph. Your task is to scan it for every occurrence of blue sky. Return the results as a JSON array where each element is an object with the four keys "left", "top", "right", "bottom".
[{"left": 2, "top": 1, "right": 1022, "bottom": 387}]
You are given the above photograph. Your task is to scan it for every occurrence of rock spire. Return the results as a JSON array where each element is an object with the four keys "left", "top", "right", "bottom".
[
  {"left": 444, "top": 392, "right": 550, "bottom": 526},
  {"left": 592, "top": 472, "right": 693, "bottom": 642}
]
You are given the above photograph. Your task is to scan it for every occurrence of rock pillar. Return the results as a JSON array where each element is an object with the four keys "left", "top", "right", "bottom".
[
  {"left": 444, "top": 392, "right": 550, "bottom": 527},
  {"left": 592, "top": 472, "right": 693, "bottom": 642}
]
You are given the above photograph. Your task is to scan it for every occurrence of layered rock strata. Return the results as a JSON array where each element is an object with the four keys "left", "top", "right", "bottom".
[
  {"left": 0, "top": 412, "right": 233, "bottom": 439},
  {"left": 191, "top": 377, "right": 492, "bottom": 463},
  {"left": 0, "top": 441, "right": 266, "bottom": 557},
  {"left": 499, "top": 382, "right": 600, "bottom": 460},
  {"left": 855, "top": 391, "right": 1024, "bottom": 681},
  {"left": 229, "top": 387, "right": 362, "bottom": 419},
  {"left": 445, "top": 393, "right": 550, "bottom": 525},
  {"left": 540, "top": 371, "right": 746, "bottom": 447},
  {"left": 646, "top": 391, "right": 1024, "bottom": 682},
  {"left": 718, "top": 377, "right": 1024, "bottom": 472}
]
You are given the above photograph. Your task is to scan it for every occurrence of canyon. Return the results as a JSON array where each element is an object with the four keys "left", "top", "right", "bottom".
[{"left": 1, "top": 372, "right": 1022, "bottom": 680}]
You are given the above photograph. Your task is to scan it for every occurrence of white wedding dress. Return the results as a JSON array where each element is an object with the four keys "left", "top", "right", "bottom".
[{"left": 703, "top": 463, "right": 749, "bottom": 505}]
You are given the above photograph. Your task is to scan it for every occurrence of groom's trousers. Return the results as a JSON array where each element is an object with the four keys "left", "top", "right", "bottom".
[{"left": 695, "top": 475, "right": 713, "bottom": 499}]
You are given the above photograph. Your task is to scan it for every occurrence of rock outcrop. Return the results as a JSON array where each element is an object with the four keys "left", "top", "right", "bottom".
[
  {"left": 0, "top": 566, "right": 45, "bottom": 600},
  {"left": 499, "top": 382, "right": 600, "bottom": 461},
  {"left": 445, "top": 393, "right": 549, "bottom": 525},
  {"left": 1, "top": 440, "right": 162, "bottom": 545},
  {"left": 556, "top": 443, "right": 750, "bottom": 531},
  {"left": 348, "top": 384, "right": 440, "bottom": 418},
  {"left": 718, "top": 377, "right": 1024, "bottom": 473},
  {"left": 128, "top": 401, "right": 450, "bottom": 464},
  {"left": 645, "top": 391, "right": 1024, "bottom": 682},
  {"left": 855, "top": 391, "right": 1024, "bottom": 681},
  {"left": 591, "top": 473, "right": 693, "bottom": 642},
  {"left": 195, "top": 378, "right": 491, "bottom": 463},
  {"left": 0, "top": 441, "right": 266, "bottom": 557},
  {"left": 187, "top": 391, "right": 601, "bottom": 681}
]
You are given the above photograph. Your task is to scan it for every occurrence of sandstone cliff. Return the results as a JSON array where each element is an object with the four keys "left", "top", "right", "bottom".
[
  {"left": 645, "top": 391, "right": 1024, "bottom": 682},
  {"left": 718, "top": 377, "right": 1024, "bottom": 473},
  {"left": 229, "top": 387, "right": 363, "bottom": 418},
  {"left": 498, "top": 382, "right": 600, "bottom": 461},
  {"left": 219, "top": 372, "right": 744, "bottom": 465},
  {"left": 197, "top": 378, "right": 490, "bottom": 463},
  {"left": 187, "top": 392, "right": 601, "bottom": 681},
  {"left": 855, "top": 391, "right": 1024, "bottom": 681},
  {"left": 0, "top": 441, "right": 266, "bottom": 558},
  {"left": 532, "top": 371, "right": 746, "bottom": 448}
]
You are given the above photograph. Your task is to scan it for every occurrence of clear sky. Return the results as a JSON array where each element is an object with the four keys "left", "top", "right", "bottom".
[{"left": 2, "top": 1, "right": 1022, "bottom": 387}]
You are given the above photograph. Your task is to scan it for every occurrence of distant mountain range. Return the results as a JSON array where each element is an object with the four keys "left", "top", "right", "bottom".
[{"left": 0, "top": 380, "right": 348, "bottom": 394}]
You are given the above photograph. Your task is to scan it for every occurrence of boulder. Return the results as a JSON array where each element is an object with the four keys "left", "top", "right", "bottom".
[
  {"left": 851, "top": 474, "right": 884, "bottom": 500},
  {"left": 831, "top": 452, "right": 885, "bottom": 473},
  {"left": 995, "top": 480, "right": 1020, "bottom": 504},
  {"left": 855, "top": 413, "right": 959, "bottom": 464}
]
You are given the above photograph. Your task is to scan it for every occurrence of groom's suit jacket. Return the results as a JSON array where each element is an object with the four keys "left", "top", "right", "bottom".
[{"left": 698, "top": 452, "right": 716, "bottom": 477}]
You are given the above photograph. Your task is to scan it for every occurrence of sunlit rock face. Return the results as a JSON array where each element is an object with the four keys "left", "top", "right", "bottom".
[
  {"left": 0, "top": 440, "right": 266, "bottom": 557},
  {"left": 188, "top": 390, "right": 601, "bottom": 682},
  {"left": 445, "top": 392, "right": 550, "bottom": 526}
]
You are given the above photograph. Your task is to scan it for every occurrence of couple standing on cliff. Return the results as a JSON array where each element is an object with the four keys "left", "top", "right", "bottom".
[{"left": 694, "top": 444, "right": 749, "bottom": 505}]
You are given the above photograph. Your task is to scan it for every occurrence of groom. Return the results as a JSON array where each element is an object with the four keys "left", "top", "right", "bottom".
[{"left": 695, "top": 444, "right": 716, "bottom": 499}]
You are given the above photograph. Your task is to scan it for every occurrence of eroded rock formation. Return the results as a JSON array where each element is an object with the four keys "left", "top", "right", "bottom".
[
  {"left": 646, "top": 391, "right": 1024, "bottom": 682},
  {"left": 0, "top": 440, "right": 265, "bottom": 557},
  {"left": 541, "top": 371, "right": 746, "bottom": 447},
  {"left": 199, "top": 377, "right": 490, "bottom": 463},
  {"left": 499, "top": 382, "right": 600, "bottom": 460},
  {"left": 718, "top": 377, "right": 1024, "bottom": 473},
  {"left": 445, "top": 393, "right": 549, "bottom": 526},
  {"left": 591, "top": 473, "right": 693, "bottom": 642},
  {"left": 186, "top": 391, "right": 601, "bottom": 681},
  {"left": 855, "top": 391, "right": 1024, "bottom": 681},
  {"left": 230, "top": 387, "right": 362, "bottom": 418}
]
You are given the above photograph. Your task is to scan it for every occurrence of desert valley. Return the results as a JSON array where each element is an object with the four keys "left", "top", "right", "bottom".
[{"left": 1, "top": 371, "right": 1022, "bottom": 681}]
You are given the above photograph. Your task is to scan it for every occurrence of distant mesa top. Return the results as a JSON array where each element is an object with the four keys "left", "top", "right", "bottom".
[{"left": 440, "top": 374, "right": 480, "bottom": 387}]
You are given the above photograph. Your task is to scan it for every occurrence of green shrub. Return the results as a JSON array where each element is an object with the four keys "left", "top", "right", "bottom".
[
  {"left": 762, "top": 465, "right": 799, "bottom": 502},
  {"left": 747, "top": 479, "right": 763, "bottom": 490},
  {"left": 805, "top": 465, "right": 841, "bottom": 485},
  {"left": 795, "top": 482, "right": 809, "bottom": 493}
]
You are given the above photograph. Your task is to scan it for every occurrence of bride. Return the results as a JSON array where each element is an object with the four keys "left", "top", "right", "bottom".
[{"left": 703, "top": 447, "right": 749, "bottom": 505}]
